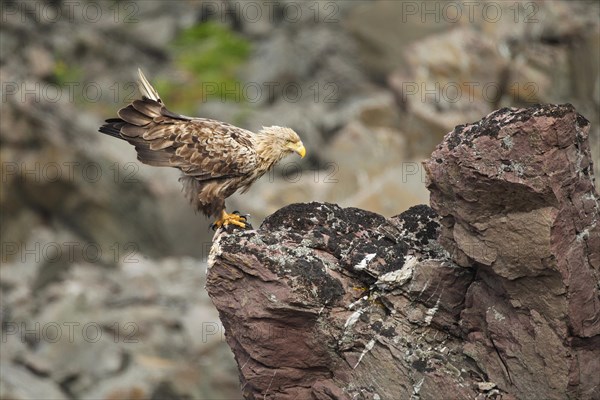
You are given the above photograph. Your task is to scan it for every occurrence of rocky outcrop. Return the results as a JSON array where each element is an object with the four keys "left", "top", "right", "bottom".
[
  {"left": 425, "top": 103, "right": 599, "bottom": 399},
  {"left": 206, "top": 104, "right": 599, "bottom": 400}
]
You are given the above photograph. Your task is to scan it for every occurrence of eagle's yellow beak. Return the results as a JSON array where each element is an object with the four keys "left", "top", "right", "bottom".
[{"left": 288, "top": 141, "right": 306, "bottom": 158}]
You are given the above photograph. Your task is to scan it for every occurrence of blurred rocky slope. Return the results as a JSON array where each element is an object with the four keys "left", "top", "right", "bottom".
[
  {"left": 1, "top": 0, "right": 599, "bottom": 399},
  {"left": 1, "top": 257, "right": 241, "bottom": 399}
]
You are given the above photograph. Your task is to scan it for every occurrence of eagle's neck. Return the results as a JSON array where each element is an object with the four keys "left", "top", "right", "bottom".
[{"left": 254, "top": 134, "right": 289, "bottom": 174}]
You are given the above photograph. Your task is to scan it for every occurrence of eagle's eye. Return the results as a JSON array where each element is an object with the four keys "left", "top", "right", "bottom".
[{"left": 285, "top": 140, "right": 306, "bottom": 158}]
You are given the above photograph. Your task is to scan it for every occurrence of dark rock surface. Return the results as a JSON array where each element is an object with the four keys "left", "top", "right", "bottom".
[
  {"left": 208, "top": 203, "right": 478, "bottom": 400},
  {"left": 206, "top": 104, "right": 599, "bottom": 400}
]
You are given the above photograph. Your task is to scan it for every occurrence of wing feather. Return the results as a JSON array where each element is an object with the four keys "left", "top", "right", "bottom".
[
  {"left": 118, "top": 105, "right": 153, "bottom": 126},
  {"left": 148, "top": 138, "right": 175, "bottom": 151},
  {"left": 132, "top": 99, "right": 162, "bottom": 117},
  {"left": 121, "top": 125, "right": 146, "bottom": 137},
  {"left": 138, "top": 69, "right": 161, "bottom": 102}
]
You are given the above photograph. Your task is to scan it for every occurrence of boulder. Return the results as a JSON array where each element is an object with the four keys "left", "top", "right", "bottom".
[{"left": 206, "top": 104, "right": 599, "bottom": 400}]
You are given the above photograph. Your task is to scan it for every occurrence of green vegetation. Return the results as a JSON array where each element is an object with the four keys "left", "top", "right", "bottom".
[
  {"left": 51, "top": 60, "right": 82, "bottom": 87},
  {"left": 50, "top": 22, "right": 250, "bottom": 115},
  {"left": 156, "top": 21, "right": 252, "bottom": 114}
]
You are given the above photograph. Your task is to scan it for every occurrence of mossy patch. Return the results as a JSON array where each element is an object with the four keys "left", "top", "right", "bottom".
[{"left": 156, "top": 21, "right": 251, "bottom": 114}]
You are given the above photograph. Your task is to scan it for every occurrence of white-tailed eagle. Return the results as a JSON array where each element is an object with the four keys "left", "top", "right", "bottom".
[{"left": 99, "top": 69, "right": 305, "bottom": 229}]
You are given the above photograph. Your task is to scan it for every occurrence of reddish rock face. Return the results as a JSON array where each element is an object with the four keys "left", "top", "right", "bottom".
[
  {"left": 425, "top": 103, "right": 600, "bottom": 399},
  {"left": 207, "top": 104, "right": 599, "bottom": 400}
]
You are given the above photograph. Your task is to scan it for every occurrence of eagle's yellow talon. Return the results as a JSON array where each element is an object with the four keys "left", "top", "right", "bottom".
[{"left": 212, "top": 210, "right": 250, "bottom": 230}]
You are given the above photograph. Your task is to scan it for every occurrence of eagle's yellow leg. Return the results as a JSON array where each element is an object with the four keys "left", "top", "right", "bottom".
[{"left": 212, "top": 210, "right": 248, "bottom": 230}]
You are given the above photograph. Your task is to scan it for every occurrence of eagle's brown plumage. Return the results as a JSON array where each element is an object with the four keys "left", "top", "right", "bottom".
[{"left": 99, "top": 69, "right": 305, "bottom": 228}]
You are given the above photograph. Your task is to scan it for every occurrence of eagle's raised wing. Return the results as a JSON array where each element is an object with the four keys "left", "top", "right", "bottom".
[{"left": 99, "top": 71, "right": 257, "bottom": 182}]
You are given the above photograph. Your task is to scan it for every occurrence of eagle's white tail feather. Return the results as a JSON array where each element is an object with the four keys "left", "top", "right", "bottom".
[{"left": 137, "top": 68, "right": 161, "bottom": 102}]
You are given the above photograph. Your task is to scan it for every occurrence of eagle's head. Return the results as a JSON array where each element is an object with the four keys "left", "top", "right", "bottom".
[{"left": 258, "top": 126, "right": 306, "bottom": 159}]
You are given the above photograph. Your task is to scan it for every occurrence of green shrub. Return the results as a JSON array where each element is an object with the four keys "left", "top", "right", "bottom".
[{"left": 158, "top": 21, "right": 251, "bottom": 113}]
